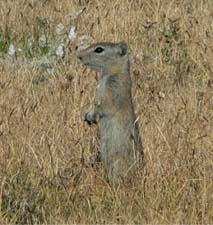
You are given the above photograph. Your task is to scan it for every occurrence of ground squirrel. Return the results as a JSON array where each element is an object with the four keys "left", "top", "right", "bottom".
[{"left": 77, "top": 41, "right": 144, "bottom": 186}]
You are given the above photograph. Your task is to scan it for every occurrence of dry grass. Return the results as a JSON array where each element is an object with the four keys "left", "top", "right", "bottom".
[{"left": 0, "top": 0, "right": 213, "bottom": 223}]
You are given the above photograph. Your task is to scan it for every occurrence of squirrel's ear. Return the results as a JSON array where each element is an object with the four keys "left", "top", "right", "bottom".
[{"left": 118, "top": 41, "right": 127, "bottom": 56}]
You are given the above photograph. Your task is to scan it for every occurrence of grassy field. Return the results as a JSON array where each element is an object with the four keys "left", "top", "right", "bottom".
[{"left": 0, "top": 0, "right": 213, "bottom": 223}]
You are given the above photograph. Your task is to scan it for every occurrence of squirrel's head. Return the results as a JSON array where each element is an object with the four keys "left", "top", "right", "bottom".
[{"left": 77, "top": 41, "right": 129, "bottom": 75}]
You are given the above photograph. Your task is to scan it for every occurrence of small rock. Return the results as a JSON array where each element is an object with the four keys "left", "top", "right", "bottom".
[
  {"left": 8, "top": 44, "right": 16, "bottom": 57},
  {"left": 68, "top": 26, "right": 76, "bottom": 42},
  {"left": 39, "top": 34, "right": 47, "bottom": 48},
  {"left": 7, "top": 44, "right": 17, "bottom": 62},
  {"left": 56, "top": 43, "right": 65, "bottom": 59}
]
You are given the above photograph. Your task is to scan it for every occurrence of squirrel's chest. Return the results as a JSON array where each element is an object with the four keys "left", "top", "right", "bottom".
[{"left": 96, "top": 78, "right": 110, "bottom": 103}]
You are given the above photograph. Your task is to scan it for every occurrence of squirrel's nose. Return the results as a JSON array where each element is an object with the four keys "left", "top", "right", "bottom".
[
  {"left": 77, "top": 55, "right": 82, "bottom": 60},
  {"left": 76, "top": 52, "right": 82, "bottom": 61},
  {"left": 75, "top": 46, "right": 83, "bottom": 60},
  {"left": 78, "top": 56, "right": 82, "bottom": 60},
  {"left": 75, "top": 45, "right": 79, "bottom": 51}
]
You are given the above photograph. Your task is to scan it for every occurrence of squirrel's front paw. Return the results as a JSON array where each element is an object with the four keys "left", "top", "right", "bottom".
[{"left": 82, "top": 111, "right": 99, "bottom": 125}]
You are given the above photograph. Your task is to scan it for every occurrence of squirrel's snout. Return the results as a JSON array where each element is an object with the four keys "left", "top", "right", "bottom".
[
  {"left": 78, "top": 55, "right": 82, "bottom": 60},
  {"left": 76, "top": 51, "right": 83, "bottom": 61},
  {"left": 76, "top": 44, "right": 90, "bottom": 60},
  {"left": 75, "top": 45, "right": 81, "bottom": 59},
  {"left": 76, "top": 46, "right": 84, "bottom": 61}
]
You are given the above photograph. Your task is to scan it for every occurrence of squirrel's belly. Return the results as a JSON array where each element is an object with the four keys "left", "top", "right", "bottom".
[{"left": 99, "top": 117, "right": 134, "bottom": 160}]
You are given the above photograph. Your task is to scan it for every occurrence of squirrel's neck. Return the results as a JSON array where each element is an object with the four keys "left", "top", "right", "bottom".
[{"left": 99, "top": 56, "right": 130, "bottom": 80}]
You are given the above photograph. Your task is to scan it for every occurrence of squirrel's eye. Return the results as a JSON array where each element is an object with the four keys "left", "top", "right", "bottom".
[{"left": 94, "top": 47, "right": 104, "bottom": 53}]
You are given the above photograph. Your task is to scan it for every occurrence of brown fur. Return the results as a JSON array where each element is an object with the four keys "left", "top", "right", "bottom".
[{"left": 77, "top": 41, "right": 144, "bottom": 186}]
